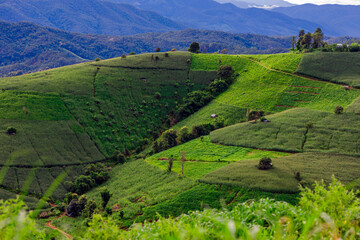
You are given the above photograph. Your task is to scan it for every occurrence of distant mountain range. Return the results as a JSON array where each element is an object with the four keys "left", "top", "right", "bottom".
[
  {"left": 107, "top": 0, "right": 324, "bottom": 36},
  {"left": 0, "top": 21, "right": 294, "bottom": 77},
  {"left": 0, "top": 0, "right": 184, "bottom": 35},
  {"left": 215, "top": 0, "right": 295, "bottom": 8},
  {"left": 273, "top": 4, "right": 360, "bottom": 37}
]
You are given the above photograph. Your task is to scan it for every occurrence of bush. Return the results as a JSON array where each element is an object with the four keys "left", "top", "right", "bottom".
[
  {"left": 66, "top": 199, "right": 84, "bottom": 217},
  {"left": 95, "top": 58, "right": 100, "bottom": 62},
  {"left": 155, "top": 47, "right": 161, "bottom": 52},
  {"left": 192, "top": 125, "right": 211, "bottom": 138},
  {"left": 129, "top": 52, "right": 135, "bottom": 55},
  {"left": 154, "top": 92, "right": 161, "bottom": 100},
  {"left": 83, "top": 200, "right": 97, "bottom": 218},
  {"left": 164, "top": 53, "right": 169, "bottom": 57},
  {"left": 258, "top": 157, "right": 272, "bottom": 170},
  {"left": 7, "top": 127, "right": 17, "bottom": 135},
  {"left": 121, "top": 54, "right": 126, "bottom": 58},
  {"left": 100, "top": 189, "right": 112, "bottom": 210},
  {"left": 218, "top": 65, "right": 234, "bottom": 80},
  {"left": 334, "top": 106, "right": 344, "bottom": 114},
  {"left": 206, "top": 79, "right": 229, "bottom": 95},
  {"left": 178, "top": 126, "right": 194, "bottom": 144}
]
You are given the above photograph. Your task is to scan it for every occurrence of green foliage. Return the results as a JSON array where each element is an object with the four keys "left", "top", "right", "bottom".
[
  {"left": 101, "top": 188, "right": 112, "bottom": 210},
  {"left": 84, "top": 179, "right": 360, "bottom": 239},
  {"left": 0, "top": 198, "right": 50, "bottom": 239},
  {"left": 334, "top": 105, "right": 344, "bottom": 114},
  {"left": 167, "top": 156, "right": 174, "bottom": 172},
  {"left": 177, "top": 126, "right": 194, "bottom": 144},
  {"left": 217, "top": 64, "right": 234, "bottom": 80},
  {"left": 244, "top": 53, "right": 303, "bottom": 73},
  {"left": 83, "top": 199, "right": 98, "bottom": 218},
  {"left": 258, "top": 157, "right": 272, "bottom": 170},
  {"left": 95, "top": 58, "right": 100, "bottom": 62},
  {"left": 6, "top": 126, "right": 16, "bottom": 135},
  {"left": 153, "top": 129, "right": 178, "bottom": 153},
  {"left": 188, "top": 42, "right": 200, "bottom": 53}
]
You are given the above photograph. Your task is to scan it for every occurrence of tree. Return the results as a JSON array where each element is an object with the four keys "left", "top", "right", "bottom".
[
  {"left": 291, "top": 36, "right": 296, "bottom": 50},
  {"left": 258, "top": 157, "right": 272, "bottom": 170},
  {"left": 188, "top": 42, "right": 200, "bottom": 53},
  {"left": 167, "top": 156, "right": 174, "bottom": 172},
  {"left": 178, "top": 126, "right": 194, "bottom": 144},
  {"left": 155, "top": 47, "right": 161, "bottom": 52},
  {"left": 302, "top": 32, "right": 313, "bottom": 49},
  {"left": 296, "top": 30, "right": 305, "bottom": 50},
  {"left": 312, "top": 28, "right": 324, "bottom": 49},
  {"left": 100, "top": 188, "right": 112, "bottom": 210},
  {"left": 217, "top": 65, "right": 234, "bottom": 80}
]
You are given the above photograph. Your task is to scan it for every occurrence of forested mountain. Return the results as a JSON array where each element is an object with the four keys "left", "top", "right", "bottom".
[
  {"left": 0, "top": 21, "right": 293, "bottom": 77},
  {"left": 0, "top": 0, "right": 184, "bottom": 35},
  {"left": 273, "top": 4, "right": 360, "bottom": 37},
  {"left": 103, "top": 0, "right": 324, "bottom": 36}
]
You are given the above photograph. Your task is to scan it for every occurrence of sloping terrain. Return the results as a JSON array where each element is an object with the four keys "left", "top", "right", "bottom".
[
  {"left": 0, "top": 52, "right": 212, "bottom": 201},
  {"left": 0, "top": 0, "right": 183, "bottom": 35},
  {"left": 296, "top": 52, "right": 360, "bottom": 87}
]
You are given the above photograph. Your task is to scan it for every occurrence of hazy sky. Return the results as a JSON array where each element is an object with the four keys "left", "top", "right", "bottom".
[{"left": 287, "top": 0, "right": 360, "bottom": 4}]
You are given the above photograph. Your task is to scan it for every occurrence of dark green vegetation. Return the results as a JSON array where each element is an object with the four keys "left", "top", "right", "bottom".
[
  {"left": 297, "top": 52, "right": 360, "bottom": 87},
  {"left": 0, "top": 52, "right": 212, "bottom": 202}
]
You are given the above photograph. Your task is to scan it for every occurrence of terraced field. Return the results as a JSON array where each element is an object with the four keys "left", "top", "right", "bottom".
[{"left": 0, "top": 52, "right": 213, "bottom": 202}]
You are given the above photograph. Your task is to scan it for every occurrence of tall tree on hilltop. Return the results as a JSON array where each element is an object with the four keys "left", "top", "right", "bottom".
[
  {"left": 189, "top": 42, "right": 200, "bottom": 53},
  {"left": 291, "top": 36, "right": 296, "bottom": 50},
  {"left": 296, "top": 30, "right": 305, "bottom": 50},
  {"left": 312, "top": 28, "right": 324, "bottom": 49},
  {"left": 302, "top": 32, "right": 313, "bottom": 49}
]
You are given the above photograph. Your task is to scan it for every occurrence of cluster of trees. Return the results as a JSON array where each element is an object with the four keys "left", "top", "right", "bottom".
[
  {"left": 292, "top": 28, "right": 360, "bottom": 52},
  {"left": 292, "top": 28, "right": 325, "bottom": 50},
  {"left": 65, "top": 188, "right": 112, "bottom": 218},
  {"left": 66, "top": 163, "right": 110, "bottom": 195}
]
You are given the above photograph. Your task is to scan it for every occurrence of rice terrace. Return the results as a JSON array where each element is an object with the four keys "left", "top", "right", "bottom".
[{"left": 2, "top": 42, "right": 360, "bottom": 238}]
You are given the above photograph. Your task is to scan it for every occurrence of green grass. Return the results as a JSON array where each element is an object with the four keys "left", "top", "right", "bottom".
[
  {"left": 86, "top": 160, "right": 196, "bottom": 220},
  {"left": 189, "top": 53, "right": 360, "bottom": 115},
  {"left": 245, "top": 53, "right": 303, "bottom": 73},
  {"left": 346, "top": 96, "right": 360, "bottom": 114},
  {"left": 200, "top": 152, "right": 360, "bottom": 193},
  {"left": 296, "top": 52, "right": 360, "bottom": 87},
  {"left": 0, "top": 188, "right": 47, "bottom": 209},
  {"left": 211, "top": 108, "right": 360, "bottom": 156}
]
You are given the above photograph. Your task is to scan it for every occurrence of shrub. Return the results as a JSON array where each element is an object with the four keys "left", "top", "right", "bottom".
[
  {"left": 178, "top": 126, "right": 194, "bottom": 144},
  {"left": 7, "top": 127, "right": 16, "bottom": 135},
  {"left": 164, "top": 53, "right": 169, "bottom": 57},
  {"left": 100, "top": 189, "right": 112, "bottom": 210},
  {"left": 258, "top": 157, "right": 272, "bottom": 170},
  {"left": 334, "top": 106, "right": 344, "bottom": 114},
  {"left": 121, "top": 54, "right": 126, "bottom": 58},
  {"left": 64, "top": 192, "right": 78, "bottom": 204},
  {"left": 206, "top": 79, "right": 228, "bottom": 95},
  {"left": 192, "top": 125, "right": 211, "bottom": 138},
  {"left": 218, "top": 65, "right": 234, "bottom": 80},
  {"left": 95, "top": 58, "right": 100, "bottom": 62},
  {"left": 171, "top": 48, "right": 176, "bottom": 52},
  {"left": 155, "top": 47, "right": 161, "bottom": 52},
  {"left": 129, "top": 52, "right": 135, "bottom": 55},
  {"left": 73, "top": 175, "right": 96, "bottom": 194},
  {"left": 83, "top": 200, "right": 97, "bottom": 218},
  {"left": 105, "top": 207, "right": 113, "bottom": 216},
  {"left": 66, "top": 198, "right": 84, "bottom": 217}
]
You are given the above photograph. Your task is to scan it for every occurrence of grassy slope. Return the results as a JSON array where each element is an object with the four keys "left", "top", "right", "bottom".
[
  {"left": 175, "top": 53, "right": 360, "bottom": 130},
  {"left": 211, "top": 108, "right": 360, "bottom": 156},
  {"left": 201, "top": 152, "right": 360, "bottom": 193},
  {"left": 0, "top": 52, "right": 214, "bottom": 201},
  {"left": 296, "top": 52, "right": 360, "bottom": 87},
  {"left": 346, "top": 96, "right": 360, "bottom": 114},
  {"left": 146, "top": 136, "right": 289, "bottom": 179}
]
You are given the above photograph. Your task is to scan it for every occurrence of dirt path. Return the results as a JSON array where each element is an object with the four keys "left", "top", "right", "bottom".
[{"left": 45, "top": 212, "right": 73, "bottom": 239}]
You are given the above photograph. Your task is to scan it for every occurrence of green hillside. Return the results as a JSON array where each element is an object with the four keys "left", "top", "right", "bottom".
[
  {"left": 0, "top": 52, "right": 213, "bottom": 201},
  {"left": 296, "top": 52, "right": 360, "bottom": 87}
]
